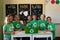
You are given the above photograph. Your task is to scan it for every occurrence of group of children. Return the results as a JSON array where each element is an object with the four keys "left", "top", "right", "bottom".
[{"left": 3, "top": 14, "right": 56, "bottom": 40}]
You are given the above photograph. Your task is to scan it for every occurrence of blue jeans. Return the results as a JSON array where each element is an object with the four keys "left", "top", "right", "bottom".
[{"left": 4, "top": 38, "right": 11, "bottom": 40}]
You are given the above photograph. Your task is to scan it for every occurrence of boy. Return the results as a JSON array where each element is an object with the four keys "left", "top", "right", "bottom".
[{"left": 47, "top": 16, "right": 56, "bottom": 40}]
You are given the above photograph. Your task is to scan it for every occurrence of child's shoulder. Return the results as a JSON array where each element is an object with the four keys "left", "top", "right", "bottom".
[
  {"left": 38, "top": 19, "right": 41, "bottom": 21},
  {"left": 12, "top": 21, "right": 16, "bottom": 23},
  {"left": 3, "top": 24, "right": 8, "bottom": 27}
]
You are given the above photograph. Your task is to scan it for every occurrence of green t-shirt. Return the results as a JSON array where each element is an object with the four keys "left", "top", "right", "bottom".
[
  {"left": 38, "top": 20, "right": 47, "bottom": 30},
  {"left": 12, "top": 21, "right": 21, "bottom": 30},
  {"left": 47, "top": 23, "right": 56, "bottom": 39},
  {"left": 31, "top": 20, "right": 38, "bottom": 28},
  {"left": 26, "top": 21, "right": 32, "bottom": 28},
  {"left": 3, "top": 23, "right": 14, "bottom": 38}
]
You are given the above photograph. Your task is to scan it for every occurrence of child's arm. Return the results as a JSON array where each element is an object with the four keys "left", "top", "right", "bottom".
[{"left": 3, "top": 30, "right": 11, "bottom": 34}]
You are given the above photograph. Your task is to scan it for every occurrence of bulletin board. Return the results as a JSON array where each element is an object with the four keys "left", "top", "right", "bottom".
[{"left": 6, "top": 4, "right": 17, "bottom": 16}]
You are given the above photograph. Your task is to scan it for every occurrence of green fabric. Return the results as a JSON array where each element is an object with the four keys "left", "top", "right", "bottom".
[
  {"left": 25, "top": 20, "right": 38, "bottom": 34},
  {"left": 31, "top": 20, "right": 38, "bottom": 28},
  {"left": 26, "top": 21, "right": 32, "bottom": 28},
  {"left": 12, "top": 21, "right": 21, "bottom": 30},
  {"left": 3, "top": 23, "right": 14, "bottom": 38},
  {"left": 47, "top": 23, "right": 56, "bottom": 39},
  {"left": 38, "top": 20, "right": 47, "bottom": 30}
]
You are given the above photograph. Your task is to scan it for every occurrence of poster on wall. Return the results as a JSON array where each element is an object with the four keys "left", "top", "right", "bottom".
[
  {"left": 19, "top": 4, "right": 30, "bottom": 20},
  {"left": 31, "top": 4, "right": 43, "bottom": 19},
  {"left": 6, "top": 4, "right": 17, "bottom": 16}
]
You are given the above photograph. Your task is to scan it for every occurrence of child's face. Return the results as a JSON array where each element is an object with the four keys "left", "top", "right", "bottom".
[
  {"left": 14, "top": 15, "right": 20, "bottom": 21},
  {"left": 40, "top": 15, "right": 45, "bottom": 20},
  {"left": 33, "top": 15, "right": 37, "bottom": 20},
  {"left": 6, "top": 17, "right": 10, "bottom": 23},
  {"left": 28, "top": 16, "right": 32, "bottom": 21},
  {"left": 47, "top": 18, "right": 51, "bottom": 23},
  {"left": 9, "top": 16, "right": 13, "bottom": 22}
]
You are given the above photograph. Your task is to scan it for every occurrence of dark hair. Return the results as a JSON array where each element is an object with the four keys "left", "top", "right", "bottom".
[
  {"left": 33, "top": 14, "right": 37, "bottom": 16},
  {"left": 41, "top": 14, "right": 46, "bottom": 17},
  {"left": 47, "top": 16, "right": 51, "bottom": 21},
  {"left": 28, "top": 15, "right": 32, "bottom": 17},
  {"left": 7, "top": 14, "right": 13, "bottom": 17}
]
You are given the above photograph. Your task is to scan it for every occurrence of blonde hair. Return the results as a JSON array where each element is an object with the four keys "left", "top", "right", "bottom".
[{"left": 40, "top": 14, "right": 46, "bottom": 18}]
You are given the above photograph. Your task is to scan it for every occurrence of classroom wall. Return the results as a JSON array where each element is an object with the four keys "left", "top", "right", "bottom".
[{"left": 0, "top": 0, "right": 4, "bottom": 40}]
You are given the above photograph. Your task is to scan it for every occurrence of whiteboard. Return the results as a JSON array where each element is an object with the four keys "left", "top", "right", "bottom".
[{"left": 45, "top": 3, "right": 60, "bottom": 24}]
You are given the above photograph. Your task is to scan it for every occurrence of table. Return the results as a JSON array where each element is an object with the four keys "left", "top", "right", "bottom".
[
  {"left": 11, "top": 31, "right": 53, "bottom": 40},
  {"left": 33, "top": 31, "right": 53, "bottom": 40},
  {"left": 11, "top": 31, "right": 32, "bottom": 40}
]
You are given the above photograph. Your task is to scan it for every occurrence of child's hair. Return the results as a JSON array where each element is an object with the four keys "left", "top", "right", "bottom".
[
  {"left": 15, "top": 14, "right": 20, "bottom": 17},
  {"left": 4, "top": 16, "right": 10, "bottom": 24},
  {"left": 41, "top": 14, "right": 46, "bottom": 17},
  {"left": 47, "top": 16, "right": 51, "bottom": 21},
  {"left": 33, "top": 14, "right": 37, "bottom": 16},
  {"left": 28, "top": 15, "right": 32, "bottom": 17},
  {"left": 14, "top": 14, "right": 20, "bottom": 19}
]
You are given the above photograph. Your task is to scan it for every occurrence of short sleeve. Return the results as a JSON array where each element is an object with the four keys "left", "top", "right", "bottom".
[
  {"left": 50, "top": 24, "right": 56, "bottom": 30},
  {"left": 53, "top": 24, "right": 56, "bottom": 30},
  {"left": 3, "top": 24, "right": 7, "bottom": 31}
]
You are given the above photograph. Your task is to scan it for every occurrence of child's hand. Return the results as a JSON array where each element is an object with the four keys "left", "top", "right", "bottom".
[
  {"left": 19, "top": 29, "right": 22, "bottom": 32},
  {"left": 11, "top": 31, "right": 15, "bottom": 35}
]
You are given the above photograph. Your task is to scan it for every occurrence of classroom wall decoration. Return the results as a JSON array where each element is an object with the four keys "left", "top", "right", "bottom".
[
  {"left": 6, "top": 4, "right": 17, "bottom": 16},
  {"left": 31, "top": 4, "right": 43, "bottom": 19},
  {"left": 19, "top": 4, "right": 30, "bottom": 20},
  {"left": 51, "top": 0, "right": 60, "bottom": 4}
]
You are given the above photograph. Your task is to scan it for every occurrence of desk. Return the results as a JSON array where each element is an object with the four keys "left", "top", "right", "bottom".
[{"left": 11, "top": 31, "right": 52, "bottom": 40}]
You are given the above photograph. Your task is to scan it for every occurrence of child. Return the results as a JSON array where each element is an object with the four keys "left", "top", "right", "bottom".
[
  {"left": 13, "top": 15, "right": 22, "bottom": 31},
  {"left": 47, "top": 16, "right": 56, "bottom": 40},
  {"left": 27, "top": 15, "right": 32, "bottom": 22},
  {"left": 3, "top": 16, "right": 15, "bottom": 40},
  {"left": 12, "top": 15, "right": 22, "bottom": 40},
  {"left": 38, "top": 14, "right": 47, "bottom": 31},
  {"left": 31, "top": 14, "right": 39, "bottom": 40},
  {"left": 8, "top": 14, "right": 14, "bottom": 23},
  {"left": 31, "top": 14, "right": 38, "bottom": 28},
  {"left": 26, "top": 15, "right": 32, "bottom": 28}
]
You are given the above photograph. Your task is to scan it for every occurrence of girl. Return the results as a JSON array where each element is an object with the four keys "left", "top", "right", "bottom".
[
  {"left": 12, "top": 15, "right": 22, "bottom": 40},
  {"left": 31, "top": 14, "right": 39, "bottom": 40},
  {"left": 26, "top": 15, "right": 32, "bottom": 29},
  {"left": 13, "top": 15, "right": 22, "bottom": 31},
  {"left": 3, "top": 16, "right": 15, "bottom": 40},
  {"left": 31, "top": 14, "right": 38, "bottom": 28},
  {"left": 27, "top": 15, "right": 32, "bottom": 22},
  {"left": 38, "top": 14, "right": 47, "bottom": 31},
  {"left": 47, "top": 16, "right": 56, "bottom": 40}
]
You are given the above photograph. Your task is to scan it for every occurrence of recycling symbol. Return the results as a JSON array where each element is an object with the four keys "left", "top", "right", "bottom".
[
  {"left": 30, "top": 29, "right": 34, "bottom": 33},
  {"left": 16, "top": 24, "right": 20, "bottom": 28},
  {"left": 33, "top": 23, "right": 37, "bottom": 27},
  {"left": 40, "top": 23, "right": 45, "bottom": 27}
]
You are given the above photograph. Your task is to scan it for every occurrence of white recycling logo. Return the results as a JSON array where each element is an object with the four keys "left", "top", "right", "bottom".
[{"left": 30, "top": 29, "right": 34, "bottom": 33}]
